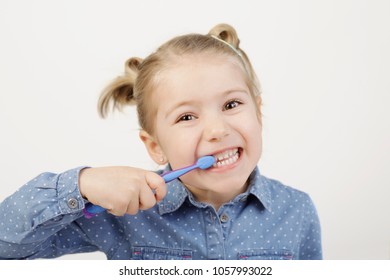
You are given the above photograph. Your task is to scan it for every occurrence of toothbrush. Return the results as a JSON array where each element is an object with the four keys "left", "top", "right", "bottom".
[
  {"left": 83, "top": 155, "right": 215, "bottom": 218},
  {"left": 160, "top": 155, "right": 215, "bottom": 183}
]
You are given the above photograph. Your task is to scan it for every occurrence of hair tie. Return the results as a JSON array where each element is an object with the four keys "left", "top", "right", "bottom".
[
  {"left": 211, "top": 35, "right": 242, "bottom": 57},
  {"left": 211, "top": 35, "right": 248, "bottom": 73}
]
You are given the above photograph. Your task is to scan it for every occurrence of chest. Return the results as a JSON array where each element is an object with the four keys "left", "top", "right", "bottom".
[{"left": 115, "top": 203, "right": 299, "bottom": 260}]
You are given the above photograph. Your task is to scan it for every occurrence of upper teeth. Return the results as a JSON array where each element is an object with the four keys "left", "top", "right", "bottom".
[
  {"left": 213, "top": 148, "right": 239, "bottom": 168},
  {"left": 216, "top": 148, "right": 238, "bottom": 161}
]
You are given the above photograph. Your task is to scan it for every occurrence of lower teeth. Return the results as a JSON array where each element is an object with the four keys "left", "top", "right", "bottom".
[{"left": 214, "top": 152, "right": 239, "bottom": 167}]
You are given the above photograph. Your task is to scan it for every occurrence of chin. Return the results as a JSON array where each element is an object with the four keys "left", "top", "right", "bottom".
[{"left": 211, "top": 176, "right": 249, "bottom": 193}]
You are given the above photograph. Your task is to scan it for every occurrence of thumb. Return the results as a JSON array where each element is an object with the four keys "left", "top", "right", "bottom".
[{"left": 145, "top": 172, "right": 167, "bottom": 202}]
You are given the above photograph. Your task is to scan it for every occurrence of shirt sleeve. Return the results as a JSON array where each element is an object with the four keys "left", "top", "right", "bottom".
[
  {"left": 298, "top": 195, "right": 323, "bottom": 260},
  {"left": 0, "top": 167, "right": 99, "bottom": 259}
]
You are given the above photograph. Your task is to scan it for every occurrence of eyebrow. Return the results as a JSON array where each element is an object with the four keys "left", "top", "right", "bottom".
[
  {"left": 164, "top": 88, "right": 249, "bottom": 119},
  {"left": 164, "top": 100, "right": 196, "bottom": 120}
]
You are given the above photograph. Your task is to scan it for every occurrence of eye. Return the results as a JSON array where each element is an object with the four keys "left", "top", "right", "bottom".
[
  {"left": 223, "top": 99, "right": 243, "bottom": 111},
  {"left": 176, "top": 113, "right": 196, "bottom": 123}
]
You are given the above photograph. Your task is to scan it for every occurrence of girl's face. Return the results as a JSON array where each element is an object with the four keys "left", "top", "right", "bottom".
[{"left": 142, "top": 54, "right": 262, "bottom": 207}]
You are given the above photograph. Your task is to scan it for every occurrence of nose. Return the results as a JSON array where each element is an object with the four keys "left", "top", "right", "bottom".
[{"left": 203, "top": 115, "right": 230, "bottom": 142}]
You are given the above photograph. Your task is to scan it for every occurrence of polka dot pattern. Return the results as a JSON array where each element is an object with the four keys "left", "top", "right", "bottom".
[{"left": 0, "top": 167, "right": 322, "bottom": 260}]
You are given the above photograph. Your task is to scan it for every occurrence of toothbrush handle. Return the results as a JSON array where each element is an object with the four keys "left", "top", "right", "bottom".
[
  {"left": 160, "top": 164, "right": 197, "bottom": 183},
  {"left": 83, "top": 165, "right": 197, "bottom": 218}
]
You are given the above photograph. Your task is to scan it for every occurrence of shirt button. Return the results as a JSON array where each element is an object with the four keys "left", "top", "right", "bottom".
[
  {"left": 67, "top": 198, "right": 78, "bottom": 209},
  {"left": 220, "top": 213, "right": 229, "bottom": 223}
]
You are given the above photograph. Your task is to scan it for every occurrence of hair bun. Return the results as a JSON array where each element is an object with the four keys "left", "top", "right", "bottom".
[
  {"left": 125, "top": 57, "right": 143, "bottom": 74},
  {"left": 208, "top": 23, "right": 240, "bottom": 49},
  {"left": 98, "top": 57, "right": 144, "bottom": 118}
]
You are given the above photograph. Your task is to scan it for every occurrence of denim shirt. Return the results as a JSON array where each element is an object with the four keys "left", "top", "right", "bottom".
[{"left": 0, "top": 166, "right": 322, "bottom": 260}]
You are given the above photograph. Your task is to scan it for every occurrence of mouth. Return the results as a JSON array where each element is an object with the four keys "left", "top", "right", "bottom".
[{"left": 212, "top": 147, "right": 241, "bottom": 168}]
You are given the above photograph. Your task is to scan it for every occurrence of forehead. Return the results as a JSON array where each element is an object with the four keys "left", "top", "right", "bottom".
[{"left": 154, "top": 53, "right": 248, "bottom": 99}]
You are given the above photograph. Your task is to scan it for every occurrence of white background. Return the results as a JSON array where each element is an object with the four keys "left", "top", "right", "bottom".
[{"left": 0, "top": 0, "right": 389, "bottom": 260}]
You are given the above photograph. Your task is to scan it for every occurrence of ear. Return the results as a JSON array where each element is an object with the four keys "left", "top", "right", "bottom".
[
  {"left": 139, "top": 130, "right": 167, "bottom": 165},
  {"left": 255, "top": 95, "right": 263, "bottom": 124},
  {"left": 255, "top": 95, "right": 262, "bottom": 109}
]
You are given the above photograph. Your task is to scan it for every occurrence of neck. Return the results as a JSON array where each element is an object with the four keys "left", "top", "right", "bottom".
[{"left": 184, "top": 180, "right": 249, "bottom": 211}]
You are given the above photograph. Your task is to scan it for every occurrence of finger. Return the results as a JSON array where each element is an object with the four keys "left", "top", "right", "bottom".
[
  {"left": 107, "top": 203, "right": 127, "bottom": 216},
  {"left": 106, "top": 197, "right": 132, "bottom": 216},
  {"left": 145, "top": 172, "right": 167, "bottom": 202},
  {"left": 109, "top": 189, "right": 139, "bottom": 216},
  {"left": 138, "top": 184, "right": 157, "bottom": 210},
  {"left": 125, "top": 198, "right": 139, "bottom": 215},
  {"left": 107, "top": 208, "right": 126, "bottom": 217}
]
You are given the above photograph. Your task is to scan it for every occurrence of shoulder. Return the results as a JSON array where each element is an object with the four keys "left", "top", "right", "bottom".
[
  {"left": 261, "top": 175, "right": 309, "bottom": 199},
  {"left": 255, "top": 173, "right": 317, "bottom": 213}
]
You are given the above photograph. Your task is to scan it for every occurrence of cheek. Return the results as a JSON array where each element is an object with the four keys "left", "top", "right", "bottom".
[
  {"left": 253, "top": 123, "right": 263, "bottom": 160},
  {"left": 252, "top": 121, "right": 263, "bottom": 147},
  {"left": 236, "top": 110, "right": 262, "bottom": 134},
  {"left": 157, "top": 127, "right": 201, "bottom": 167},
  {"left": 237, "top": 115, "right": 262, "bottom": 154}
]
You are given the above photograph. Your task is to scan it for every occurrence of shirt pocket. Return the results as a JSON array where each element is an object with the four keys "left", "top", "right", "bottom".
[
  {"left": 238, "top": 249, "right": 294, "bottom": 260},
  {"left": 131, "top": 246, "right": 193, "bottom": 260}
]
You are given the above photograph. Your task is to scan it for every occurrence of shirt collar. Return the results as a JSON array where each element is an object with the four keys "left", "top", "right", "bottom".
[
  {"left": 157, "top": 166, "right": 272, "bottom": 215},
  {"left": 246, "top": 167, "right": 272, "bottom": 211}
]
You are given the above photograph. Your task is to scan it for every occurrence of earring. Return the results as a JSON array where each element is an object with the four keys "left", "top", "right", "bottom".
[{"left": 160, "top": 157, "right": 165, "bottom": 163}]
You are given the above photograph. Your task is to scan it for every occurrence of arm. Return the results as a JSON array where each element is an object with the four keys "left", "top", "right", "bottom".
[
  {"left": 79, "top": 166, "right": 166, "bottom": 216},
  {"left": 298, "top": 195, "right": 323, "bottom": 260},
  {"left": 0, "top": 166, "right": 167, "bottom": 259},
  {"left": 0, "top": 167, "right": 96, "bottom": 259}
]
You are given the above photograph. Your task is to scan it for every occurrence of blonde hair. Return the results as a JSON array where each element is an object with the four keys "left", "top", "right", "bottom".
[{"left": 98, "top": 23, "right": 261, "bottom": 134}]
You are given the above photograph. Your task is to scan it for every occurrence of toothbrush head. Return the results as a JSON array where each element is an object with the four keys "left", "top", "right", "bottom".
[{"left": 196, "top": 155, "right": 216, "bottom": 169}]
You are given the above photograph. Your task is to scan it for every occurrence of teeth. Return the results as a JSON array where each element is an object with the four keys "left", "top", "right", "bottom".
[{"left": 213, "top": 148, "right": 239, "bottom": 168}]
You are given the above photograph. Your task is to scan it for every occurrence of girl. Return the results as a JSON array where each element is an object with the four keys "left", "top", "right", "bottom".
[{"left": 0, "top": 24, "right": 322, "bottom": 260}]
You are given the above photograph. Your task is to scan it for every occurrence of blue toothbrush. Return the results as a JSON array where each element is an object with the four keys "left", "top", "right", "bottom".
[{"left": 83, "top": 155, "right": 215, "bottom": 218}]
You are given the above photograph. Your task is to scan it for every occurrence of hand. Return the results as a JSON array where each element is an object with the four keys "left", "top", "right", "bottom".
[{"left": 79, "top": 166, "right": 167, "bottom": 216}]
